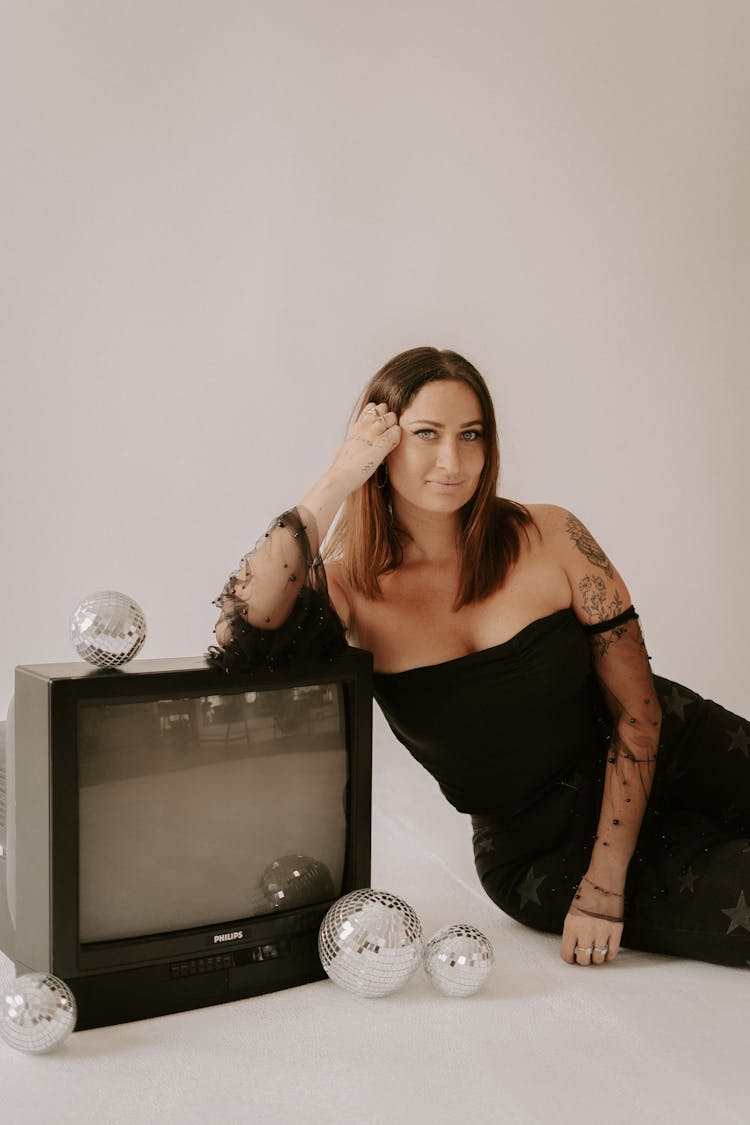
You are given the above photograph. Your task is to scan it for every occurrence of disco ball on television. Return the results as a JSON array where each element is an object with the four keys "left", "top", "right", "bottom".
[
  {"left": 0, "top": 973, "right": 77, "bottom": 1054},
  {"left": 423, "top": 923, "right": 495, "bottom": 997},
  {"left": 318, "top": 889, "right": 423, "bottom": 998},
  {"left": 71, "top": 590, "right": 147, "bottom": 667},
  {"left": 261, "top": 855, "right": 335, "bottom": 910}
]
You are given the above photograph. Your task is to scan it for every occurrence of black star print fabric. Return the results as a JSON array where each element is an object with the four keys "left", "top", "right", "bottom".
[
  {"left": 472, "top": 672, "right": 750, "bottom": 968},
  {"left": 372, "top": 606, "right": 750, "bottom": 968}
]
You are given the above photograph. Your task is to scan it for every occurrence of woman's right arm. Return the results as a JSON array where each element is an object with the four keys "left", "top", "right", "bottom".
[{"left": 212, "top": 401, "right": 400, "bottom": 650}]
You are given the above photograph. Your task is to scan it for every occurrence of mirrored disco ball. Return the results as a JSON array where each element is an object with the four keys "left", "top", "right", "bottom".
[
  {"left": 71, "top": 590, "right": 146, "bottom": 667},
  {"left": 0, "top": 973, "right": 77, "bottom": 1054},
  {"left": 261, "top": 855, "right": 335, "bottom": 910},
  {"left": 318, "top": 889, "right": 423, "bottom": 998},
  {"left": 423, "top": 924, "right": 495, "bottom": 997}
]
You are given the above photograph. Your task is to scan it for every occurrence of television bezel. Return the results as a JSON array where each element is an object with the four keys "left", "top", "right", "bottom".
[{"left": 8, "top": 648, "right": 372, "bottom": 1027}]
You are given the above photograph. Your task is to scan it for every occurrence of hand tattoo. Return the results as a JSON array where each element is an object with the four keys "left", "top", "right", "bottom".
[{"left": 565, "top": 514, "right": 614, "bottom": 579}]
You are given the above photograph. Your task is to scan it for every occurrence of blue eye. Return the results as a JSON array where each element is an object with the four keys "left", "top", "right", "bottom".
[{"left": 412, "top": 429, "right": 482, "bottom": 442}]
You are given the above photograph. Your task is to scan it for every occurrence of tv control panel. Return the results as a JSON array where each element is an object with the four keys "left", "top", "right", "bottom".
[{"left": 169, "top": 940, "right": 289, "bottom": 980}]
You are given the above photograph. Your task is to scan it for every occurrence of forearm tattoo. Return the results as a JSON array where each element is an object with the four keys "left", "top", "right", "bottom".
[{"left": 565, "top": 514, "right": 614, "bottom": 579}]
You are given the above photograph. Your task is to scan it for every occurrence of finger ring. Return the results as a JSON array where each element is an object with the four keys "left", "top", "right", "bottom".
[
  {"left": 575, "top": 947, "right": 593, "bottom": 956},
  {"left": 365, "top": 407, "right": 378, "bottom": 418},
  {"left": 594, "top": 946, "right": 609, "bottom": 955},
  {"left": 378, "top": 415, "right": 388, "bottom": 427}
]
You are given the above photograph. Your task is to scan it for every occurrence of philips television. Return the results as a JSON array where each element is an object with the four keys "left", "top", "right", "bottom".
[{"left": 0, "top": 649, "right": 372, "bottom": 1029}]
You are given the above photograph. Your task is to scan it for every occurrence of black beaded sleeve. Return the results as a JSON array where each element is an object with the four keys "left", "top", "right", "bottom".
[
  {"left": 207, "top": 508, "right": 348, "bottom": 672},
  {"left": 571, "top": 605, "right": 662, "bottom": 922}
]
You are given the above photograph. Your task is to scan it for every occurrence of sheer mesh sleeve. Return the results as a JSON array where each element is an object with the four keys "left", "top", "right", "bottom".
[
  {"left": 207, "top": 508, "right": 348, "bottom": 672},
  {"left": 572, "top": 606, "right": 662, "bottom": 921}
]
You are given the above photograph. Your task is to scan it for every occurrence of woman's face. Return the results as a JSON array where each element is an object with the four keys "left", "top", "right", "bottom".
[{"left": 387, "top": 379, "right": 486, "bottom": 515}]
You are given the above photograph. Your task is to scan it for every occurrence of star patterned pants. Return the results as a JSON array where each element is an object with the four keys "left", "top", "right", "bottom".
[{"left": 471, "top": 676, "right": 750, "bottom": 968}]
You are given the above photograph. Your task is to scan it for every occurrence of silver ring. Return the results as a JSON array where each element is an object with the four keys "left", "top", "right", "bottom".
[
  {"left": 575, "top": 947, "right": 593, "bottom": 956},
  {"left": 365, "top": 407, "right": 378, "bottom": 418},
  {"left": 594, "top": 946, "right": 609, "bottom": 955}
]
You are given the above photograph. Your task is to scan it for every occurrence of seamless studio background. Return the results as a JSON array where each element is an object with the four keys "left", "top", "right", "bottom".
[
  {"left": 1, "top": 1, "right": 748, "bottom": 720},
  {"left": 1, "top": 6, "right": 749, "bottom": 1123}
]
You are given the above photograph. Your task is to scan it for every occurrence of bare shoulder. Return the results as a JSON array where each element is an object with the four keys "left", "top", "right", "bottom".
[
  {"left": 525, "top": 503, "right": 569, "bottom": 531},
  {"left": 526, "top": 504, "right": 634, "bottom": 626},
  {"left": 524, "top": 503, "right": 574, "bottom": 553},
  {"left": 324, "top": 559, "right": 353, "bottom": 632},
  {"left": 526, "top": 504, "right": 608, "bottom": 564}
]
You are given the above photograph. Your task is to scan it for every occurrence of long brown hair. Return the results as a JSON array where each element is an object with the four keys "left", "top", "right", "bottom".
[{"left": 325, "top": 347, "right": 534, "bottom": 608}]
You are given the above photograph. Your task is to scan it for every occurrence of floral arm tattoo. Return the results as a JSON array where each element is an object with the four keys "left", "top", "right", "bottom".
[
  {"left": 565, "top": 514, "right": 614, "bottom": 580},
  {"left": 578, "top": 576, "right": 625, "bottom": 655}
]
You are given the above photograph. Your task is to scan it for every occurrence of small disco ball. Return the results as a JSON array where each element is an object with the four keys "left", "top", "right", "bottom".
[
  {"left": 0, "top": 973, "right": 77, "bottom": 1054},
  {"left": 318, "top": 889, "right": 423, "bottom": 998},
  {"left": 71, "top": 590, "right": 146, "bottom": 668},
  {"left": 423, "top": 924, "right": 495, "bottom": 997},
  {"left": 260, "top": 855, "right": 335, "bottom": 910}
]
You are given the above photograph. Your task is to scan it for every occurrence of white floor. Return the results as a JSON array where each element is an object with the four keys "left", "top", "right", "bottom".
[{"left": 0, "top": 713, "right": 747, "bottom": 1125}]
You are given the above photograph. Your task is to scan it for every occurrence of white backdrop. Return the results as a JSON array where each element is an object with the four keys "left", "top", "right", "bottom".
[{"left": 2, "top": 0, "right": 748, "bottom": 719}]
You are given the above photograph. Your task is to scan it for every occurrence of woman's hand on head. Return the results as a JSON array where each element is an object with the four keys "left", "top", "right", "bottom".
[{"left": 329, "top": 401, "right": 401, "bottom": 491}]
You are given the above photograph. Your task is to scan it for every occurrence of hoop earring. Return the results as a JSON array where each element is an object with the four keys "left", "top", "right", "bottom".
[{"left": 375, "top": 462, "right": 389, "bottom": 488}]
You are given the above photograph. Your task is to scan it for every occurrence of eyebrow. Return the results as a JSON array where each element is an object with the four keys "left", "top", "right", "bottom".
[{"left": 407, "top": 419, "right": 484, "bottom": 428}]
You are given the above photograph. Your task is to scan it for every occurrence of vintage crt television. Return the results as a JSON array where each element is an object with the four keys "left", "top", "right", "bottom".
[{"left": 0, "top": 648, "right": 372, "bottom": 1029}]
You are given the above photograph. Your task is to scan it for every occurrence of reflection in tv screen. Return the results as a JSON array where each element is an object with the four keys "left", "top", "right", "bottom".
[{"left": 77, "top": 684, "right": 347, "bottom": 942}]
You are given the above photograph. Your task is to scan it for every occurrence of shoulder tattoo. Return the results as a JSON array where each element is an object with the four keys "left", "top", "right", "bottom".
[{"left": 565, "top": 514, "right": 614, "bottom": 579}]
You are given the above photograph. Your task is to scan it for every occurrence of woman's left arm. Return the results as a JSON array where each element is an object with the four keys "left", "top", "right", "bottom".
[{"left": 545, "top": 507, "right": 662, "bottom": 965}]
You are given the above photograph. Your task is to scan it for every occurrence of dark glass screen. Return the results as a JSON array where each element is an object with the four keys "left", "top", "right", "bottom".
[{"left": 77, "top": 684, "right": 347, "bottom": 942}]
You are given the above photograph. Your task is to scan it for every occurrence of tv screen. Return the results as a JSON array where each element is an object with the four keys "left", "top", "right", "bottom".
[{"left": 0, "top": 650, "right": 372, "bottom": 1029}]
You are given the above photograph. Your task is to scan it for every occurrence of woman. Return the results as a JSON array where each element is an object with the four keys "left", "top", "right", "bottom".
[{"left": 211, "top": 347, "right": 750, "bottom": 969}]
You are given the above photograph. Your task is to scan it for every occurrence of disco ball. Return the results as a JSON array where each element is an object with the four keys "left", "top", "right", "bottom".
[
  {"left": 318, "top": 889, "right": 423, "bottom": 998},
  {"left": 261, "top": 855, "right": 335, "bottom": 910},
  {"left": 71, "top": 590, "right": 146, "bottom": 667},
  {"left": 423, "top": 924, "right": 495, "bottom": 997},
  {"left": 0, "top": 973, "right": 77, "bottom": 1054}
]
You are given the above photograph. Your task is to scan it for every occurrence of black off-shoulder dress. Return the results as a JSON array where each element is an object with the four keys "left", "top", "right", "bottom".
[
  {"left": 373, "top": 609, "right": 750, "bottom": 968},
  {"left": 210, "top": 512, "right": 750, "bottom": 968}
]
